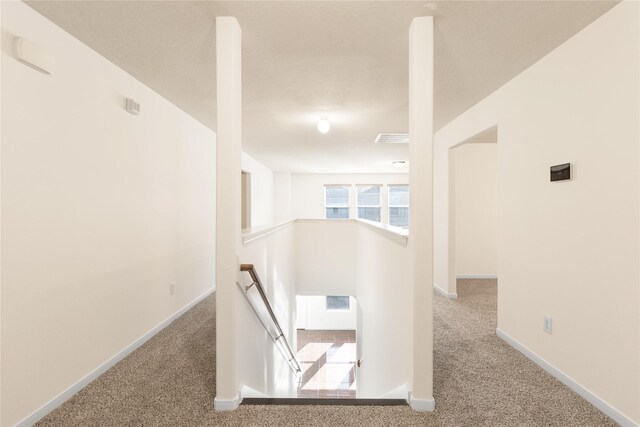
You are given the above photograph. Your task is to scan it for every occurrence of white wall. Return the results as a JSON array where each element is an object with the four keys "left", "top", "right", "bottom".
[
  {"left": 294, "top": 219, "right": 411, "bottom": 398},
  {"left": 290, "top": 173, "right": 408, "bottom": 223},
  {"left": 297, "top": 296, "right": 357, "bottom": 330},
  {"left": 1, "top": 3, "right": 216, "bottom": 425},
  {"left": 454, "top": 143, "right": 497, "bottom": 276},
  {"left": 434, "top": 2, "right": 639, "bottom": 424},
  {"left": 238, "top": 224, "right": 298, "bottom": 397},
  {"left": 295, "top": 220, "right": 358, "bottom": 297},
  {"left": 241, "top": 152, "right": 274, "bottom": 228},
  {"left": 355, "top": 223, "right": 411, "bottom": 398},
  {"left": 273, "top": 172, "right": 292, "bottom": 223},
  {"left": 239, "top": 220, "right": 410, "bottom": 399}
]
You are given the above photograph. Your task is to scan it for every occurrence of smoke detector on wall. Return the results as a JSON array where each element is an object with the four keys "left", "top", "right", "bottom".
[{"left": 374, "top": 133, "right": 409, "bottom": 144}]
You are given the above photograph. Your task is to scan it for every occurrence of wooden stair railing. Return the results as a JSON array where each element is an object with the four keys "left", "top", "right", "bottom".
[{"left": 239, "top": 264, "right": 302, "bottom": 374}]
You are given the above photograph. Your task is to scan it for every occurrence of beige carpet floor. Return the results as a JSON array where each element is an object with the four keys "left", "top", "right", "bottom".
[{"left": 37, "top": 280, "right": 616, "bottom": 426}]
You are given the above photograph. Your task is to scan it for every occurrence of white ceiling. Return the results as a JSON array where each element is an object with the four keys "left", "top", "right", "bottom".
[{"left": 26, "top": 1, "right": 617, "bottom": 173}]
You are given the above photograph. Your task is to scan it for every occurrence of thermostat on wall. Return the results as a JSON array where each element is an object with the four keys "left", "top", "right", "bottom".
[
  {"left": 12, "top": 37, "right": 55, "bottom": 75},
  {"left": 550, "top": 163, "right": 571, "bottom": 182},
  {"left": 125, "top": 98, "right": 141, "bottom": 115}
]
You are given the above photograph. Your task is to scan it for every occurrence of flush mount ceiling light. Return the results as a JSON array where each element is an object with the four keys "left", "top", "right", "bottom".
[
  {"left": 392, "top": 160, "right": 408, "bottom": 169},
  {"left": 317, "top": 118, "right": 330, "bottom": 134}
]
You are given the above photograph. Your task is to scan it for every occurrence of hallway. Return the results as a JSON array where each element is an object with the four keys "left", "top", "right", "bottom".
[{"left": 37, "top": 281, "right": 616, "bottom": 426}]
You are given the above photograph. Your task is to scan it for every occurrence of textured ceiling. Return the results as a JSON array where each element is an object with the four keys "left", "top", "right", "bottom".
[{"left": 26, "top": 1, "right": 617, "bottom": 173}]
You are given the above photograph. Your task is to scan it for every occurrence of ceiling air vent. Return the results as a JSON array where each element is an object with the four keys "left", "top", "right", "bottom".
[{"left": 374, "top": 133, "right": 409, "bottom": 144}]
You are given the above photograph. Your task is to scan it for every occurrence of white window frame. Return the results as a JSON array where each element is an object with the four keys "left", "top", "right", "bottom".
[
  {"left": 324, "top": 184, "right": 351, "bottom": 219},
  {"left": 356, "top": 184, "right": 382, "bottom": 222},
  {"left": 388, "top": 184, "right": 409, "bottom": 228}
]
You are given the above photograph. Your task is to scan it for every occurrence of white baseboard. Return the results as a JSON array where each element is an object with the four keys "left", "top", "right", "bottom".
[
  {"left": 381, "top": 384, "right": 409, "bottom": 400},
  {"left": 496, "top": 328, "right": 637, "bottom": 427},
  {"left": 433, "top": 283, "right": 458, "bottom": 299},
  {"left": 456, "top": 274, "right": 498, "bottom": 280},
  {"left": 16, "top": 287, "right": 216, "bottom": 427},
  {"left": 214, "top": 393, "right": 242, "bottom": 411},
  {"left": 408, "top": 392, "right": 435, "bottom": 411},
  {"left": 240, "top": 385, "right": 268, "bottom": 399}
]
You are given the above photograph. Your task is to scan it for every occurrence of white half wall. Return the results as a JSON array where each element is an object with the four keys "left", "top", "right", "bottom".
[
  {"left": 1, "top": 3, "right": 216, "bottom": 425},
  {"left": 256, "top": 219, "right": 411, "bottom": 399},
  {"left": 454, "top": 143, "right": 497, "bottom": 277},
  {"left": 238, "top": 223, "right": 298, "bottom": 398},
  {"left": 290, "top": 173, "right": 408, "bottom": 223},
  {"left": 355, "top": 222, "right": 411, "bottom": 398},
  {"left": 240, "top": 219, "right": 410, "bottom": 399},
  {"left": 434, "top": 2, "right": 639, "bottom": 424}
]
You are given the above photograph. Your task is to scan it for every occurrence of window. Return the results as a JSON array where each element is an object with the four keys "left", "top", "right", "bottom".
[
  {"left": 325, "top": 185, "right": 350, "bottom": 219},
  {"left": 389, "top": 185, "right": 409, "bottom": 228},
  {"left": 326, "top": 296, "right": 350, "bottom": 310},
  {"left": 357, "top": 185, "right": 381, "bottom": 222}
]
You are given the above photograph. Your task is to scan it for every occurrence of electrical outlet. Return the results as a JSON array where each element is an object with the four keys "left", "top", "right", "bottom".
[
  {"left": 543, "top": 316, "right": 552, "bottom": 334},
  {"left": 170, "top": 282, "right": 175, "bottom": 296}
]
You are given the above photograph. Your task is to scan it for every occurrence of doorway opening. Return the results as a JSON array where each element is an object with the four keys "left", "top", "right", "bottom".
[
  {"left": 452, "top": 131, "right": 497, "bottom": 282},
  {"left": 295, "top": 295, "right": 357, "bottom": 399},
  {"left": 241, "top": 171, "right": 251, "bottom": 229},
  {"left": 442, "top": 125, "right": 499, "bottom": 295}
]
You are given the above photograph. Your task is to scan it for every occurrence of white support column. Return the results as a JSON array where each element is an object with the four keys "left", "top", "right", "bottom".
[
  {"left": 214, "top": 16, "right": 242, "bottom": 411},
  {"left": 408, "top": 16, "right": 435, "bottom": 411}
]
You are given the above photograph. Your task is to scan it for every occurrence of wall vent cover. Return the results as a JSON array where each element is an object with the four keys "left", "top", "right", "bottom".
[{"left": 374, "top": 133, "right": 409, "bottom": 144}]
